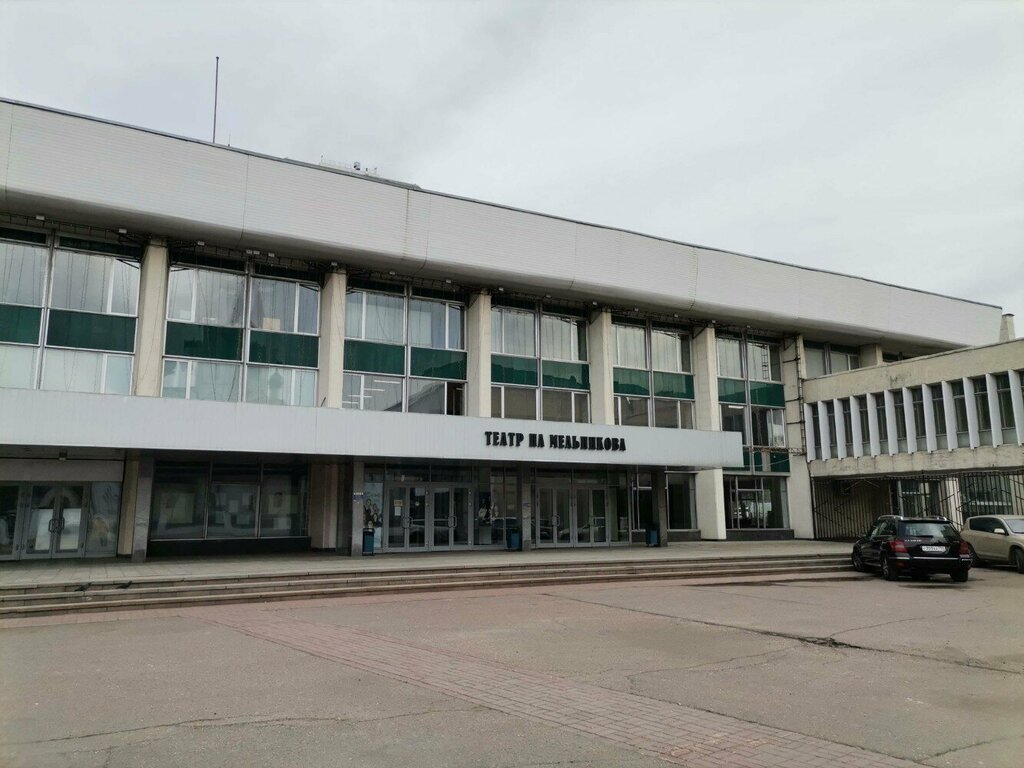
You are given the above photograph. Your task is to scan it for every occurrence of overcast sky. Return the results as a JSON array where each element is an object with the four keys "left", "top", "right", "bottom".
[{"left": 2, "top": 0, "right": 1022, "bottom": 331}]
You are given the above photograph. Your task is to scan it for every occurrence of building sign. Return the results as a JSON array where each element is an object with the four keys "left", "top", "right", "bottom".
[{"left": 484, "top": 431, "right": 627, "bottom": 452}]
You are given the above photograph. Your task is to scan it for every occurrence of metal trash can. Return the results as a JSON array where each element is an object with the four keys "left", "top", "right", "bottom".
[
  {"left": 362, "top": 528, "right": 376, "bottom": 556},
  {"left": 646, "top": 526, "right": 659, "bottom": 547}
]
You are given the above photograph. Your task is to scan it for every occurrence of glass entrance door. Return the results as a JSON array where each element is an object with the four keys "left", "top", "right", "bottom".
[
  {"left": 536, "top": 485, "right": 572, "bottom": 547},
  {"left": 22, "top": 485, "right": 86, "bottom": 558},
  {"left": 0, "top": 485, "right": 21, "bottom": 560},
  {"left": 575, "top": 488, "right": 608, "bottom": 546},
  {"left": 388, "top": 485, "right": 470, "bottom": 551},
  {"left": 429, "top": 487, "right": 473, "bottom": 549}
]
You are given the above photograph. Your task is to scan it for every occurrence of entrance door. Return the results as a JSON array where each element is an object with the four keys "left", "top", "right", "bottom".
[
  {"left": 386, "top": 486, "right": 427, "bottom": 550},
  {"left": 430, "top": 487, "right": 473, "bottom": 549},
  {"left": 575, "top": 488, "right": 608, "bottom": 546},
  {"left": 536, "top": 485, "right": 572, "bottom": 547},
  {"left": 0, "top": 485, "right": 21, "bottom": 560},
  {"left": 22, "top": 485, "right": 86, "bottom": 559}
]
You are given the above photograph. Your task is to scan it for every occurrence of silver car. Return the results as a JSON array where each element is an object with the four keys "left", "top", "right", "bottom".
[{"left": 961, "top": 515, "right": 1024, "bottom": 573}]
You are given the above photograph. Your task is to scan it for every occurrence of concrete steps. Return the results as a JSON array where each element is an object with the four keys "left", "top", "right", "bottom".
[{"left": 0, "top": 554, "right": 851, "bottom": 617}]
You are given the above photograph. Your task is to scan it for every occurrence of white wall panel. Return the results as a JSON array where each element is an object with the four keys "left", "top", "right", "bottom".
[{"left": 0, "top": 102, "right": 11, "bottom": 208}]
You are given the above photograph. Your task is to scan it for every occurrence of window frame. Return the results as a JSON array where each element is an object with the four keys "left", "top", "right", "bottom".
[
  {"left": 161, "top": 357, "right": 242, "bottom": 402},
  {"left": 249, "top": 276, "right": 320, "bottom": 336}
]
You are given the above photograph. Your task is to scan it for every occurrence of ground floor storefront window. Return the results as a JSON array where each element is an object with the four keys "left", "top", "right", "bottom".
[
  {"left": 0, "top": 481, "right": 120, "bottom": 560},
  {"left": 666, "top": 473, "right": 696, "bottom": 530},
  {"left": 724, "top": 475, "right": 788, "bottom": 530}
]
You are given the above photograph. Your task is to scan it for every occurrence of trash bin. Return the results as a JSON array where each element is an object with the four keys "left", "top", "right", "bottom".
[
  {"left": 362, "top": 527, "right": 375, "bottom": 556},
  {"left": 646, "top": 526, "right": 659, "bottom": 547},
  {"left": 506, "top": 527, "right": 522, "bottom": 551}
]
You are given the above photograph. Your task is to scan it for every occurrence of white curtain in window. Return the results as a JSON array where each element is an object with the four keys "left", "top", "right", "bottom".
[
  {"left": 717, "top": 337, "right": 744, "bottom": 379},
  {"left": 0, "top": 242, "right": 47, "bottom": 305},
  {"left": 615, "top": 325, "right": 646, "bottom": 369},
  {"left": 541, "top": 316, "right": 579, "bottom": 361},
  {"left": 250, "top": 278, "right": 295, "bottom": 332},
  {"left": 651, "top": 330, "right": 683, "bottom": 372},
  {"left": 0, "top": 344, "right": 37, "bottom": 388},
  {"left": 409, "top": 299, "right": 446, "bottom": 348},
  {"left": 501, "top": 309, "right": 535, "bottom": 356},
  {"left": 363, "top": 293, "right": 405, "bottom": 344},
  {"left": 195, "top": 270, "right": 244, "bottom": 327}
]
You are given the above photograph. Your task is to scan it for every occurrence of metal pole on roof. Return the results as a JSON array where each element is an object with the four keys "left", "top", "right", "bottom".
[{"left": 212, "top": 56, "right": 220, "bottom": 143}]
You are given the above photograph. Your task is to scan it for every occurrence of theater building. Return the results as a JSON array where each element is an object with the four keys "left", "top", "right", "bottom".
[{"left": 0, "top": 99, "right": 1017, "bottom": 562}]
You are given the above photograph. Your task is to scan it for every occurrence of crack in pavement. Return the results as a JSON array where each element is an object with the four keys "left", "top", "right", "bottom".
[
  {"left": 544, "top": 592, "right": 1020, "bottom": 676},
  {"left": 922, "top": 733, "right": 1024, "bottom": 761}
]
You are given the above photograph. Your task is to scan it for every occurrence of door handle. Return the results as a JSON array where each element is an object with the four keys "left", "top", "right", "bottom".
[
  {"left": 48, "top": 518, "right": 58, "bottom": 533},
  {"left": 58, "top": 516, "right": 66, "bottom": 532}
]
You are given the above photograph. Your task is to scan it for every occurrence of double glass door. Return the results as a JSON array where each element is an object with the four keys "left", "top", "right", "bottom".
[
  {"left": 23, "top": 485, "right": 87, "bottom": 558},
  {"left": 386, "top": 485, "right": 472, "bottom": 551},
  {"left": 536, "top": 484, "right": 610, "bottom": 547}
]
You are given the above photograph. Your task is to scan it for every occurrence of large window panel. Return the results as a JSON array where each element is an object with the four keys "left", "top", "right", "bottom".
[
  {"left": 717, "top": 337, "right": 743, "bottom": 378},
  {"left": 492, "top": 307, "right": 536, "bottom": 357},
  {"left": 150, "top": 466, "right": 207, "bottom": 539},
  {"left": 503, "top": 385, "right": 537, "bottom": 420},
  {"left": 651, "top": 329, "right": 688, "bottom": 372},
  {"left": 0, "top": 304, "right": 42, "bottom": 345},
  {"left": 541, "top": 315, "right": 586, "bottom": 362},
  {"left": 347, "top": 291, "right": 404, "bottom": 343},
  {"left": 721, "top": 404, "right": 746, "bottom": 436},
  {"left": 542, "top": 389, "right": 573, "bottom": 422},
  {"left": 654, "top": 398, "right": 694, "bottom": 429},
  {"left": 245, "top": 365, "right": 315, "bottom": 407},
  {"left": 167, "top": 268, "right": 244, "bottom": 326},
  {"left": 615, "top": 395, "right": 648, "bottom": 426},
  {"left": 260, "top": 467, "right": 307, "bottom": 537},
  {"left": 751, "top": 407, "right": 786, "bottom": 447},
  {"left": 50, "top": 251, "right": 139, "bottom": 315},
  {"left": 41, "top": 349, "right": 131, "bottom": 395},
  {"left": 343, "top": 373, "right": 403, "bottom": 411},
  {"left": 408, "top": 378, "right": 446, "bottom": 414},
  {"left": 0, "top": 344, "right": 37, "bottom": 389},
  {"left": 0, "top": 242, "right": 48, "bottom": 306},
  {"left": 409, "top": 299, "right": 446, "bottom": 349},
  {"left": 250, "top": 277, "right": 319, "bottom": 334},
  {"left": 747, "top": 340, "right": 781, "bottom": 382},
  {"left": 46, "top": 310, "right": 136, "bottom": 353},
  {"left": 614, "top": 324, "right": 647, "bottom": 369}
]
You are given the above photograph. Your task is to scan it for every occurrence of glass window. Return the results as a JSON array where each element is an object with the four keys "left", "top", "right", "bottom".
[
  {"left": 804, "top": 345, "right": 827, "bottom": 378},
  {"left": 891, "top": 391, "right": 907, "bottom": 440},
  {"left": 616, "top": 395, "right": 649, "bottom": 426},
  {"left": 409, "top": 299, "right": 446, "bottom": 349},
  {"left": 910, "top": 387, "right": 926, "bottom": 438},
  {"left": 667, "top": 474, "right": 695, "bottom": 529},
  {"left": 343, "top": 373, "right": 403, "bottom": 411},
  {"left": 724, "top": 476, "right": 788, "bottom": 529},
  {"left": 207, "top": 479, "right": 258, "bottom": 538},
  {"left": 541, "top": 389, "right": 589, "bottom": 423},
  {"left": 721, "top": 404, "right": 746, "bottom": 438},
  {"left": 541, "top": 315, "right": 586, "bottom": 361},
  {"left": 85, "top": 482, "right": 121, "bottom": 556},
  {"left": 260, "top": 467, "right": 307, "bottom": 537},
  {"left": 150, "top": 465, "right": 208, "bottom": 539},
  {"left": 245, "top": 366, "right": 315, "bottom": 407},
  {"left": 167, "top": 268, "right": 244, "bottom": 326},
  {"left": 972, "top": 377, "right": 991, "bottom": 431},
  {"left": 829, "top": 349, "right": 859, "bottom": 374},
  {"left": 951, "top": 381, "right": 969, "bottom": 436},
  {"left": 492, "top": 307, "right": 536, "bottom": 356},
  {"left": 162, "top": 359, "right": 241, "bottom": 402},
  {"left": 250, "top": 278, "right": 319, "bottom": 334},
  {"left": 0, "top": 344, "right": 37, "bottom": 389},
  {"left": 0, "top": 241, "right": 48, "bottom": 306},
  {"left": 717, "top": 337, "right": 743, "bottom": 379},
  {"left": 747, "top": 340, "right": 781, "bottom": 382},
  {"left": 493, "top": 385, "right": 537, "bottom": 420},
  {"left": 447, "top": 304, "right": 464, "bottom": 350},
  {"left": 875, "top": 394, "right": 888, "bottom": 442},
  {"left": 50, "top": 251, "right": 139, "bottom": 315},
  {"left": 651, "top": 329, "right": 689, "bottom": 372},
  {"left": 751, "top": 407, "right": 786, "bottom": 447},
  {"left": 362, "top": 292, "right": 405, "bottom": 343},
  {"left": 41, "top": 349, "right": 131, "bottom": 395},
  {"left": 408, "top": 378, "right": 463, "bottom": 415},
  {"left": 654, "top": 398, "right": 694, "bottom": 429},
  {"left": 931, "top": 384, "right": 946, "bottom": 436},
  {"left": 614, "top": 324, "right": 647, "bottom": 369}
]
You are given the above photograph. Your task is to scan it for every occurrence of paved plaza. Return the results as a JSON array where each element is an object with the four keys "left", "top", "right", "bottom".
[{"left": 1, "top": 563, "right": 1022, "bottom": 767}]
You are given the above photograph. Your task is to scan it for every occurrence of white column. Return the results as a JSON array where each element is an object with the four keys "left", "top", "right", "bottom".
[
  {"left": 308, "top": 461, "right": 340, "bottom": 550},
  {"left": 832, "top": 398, "right": 847, "bottom": 459},
  {"left": 922, "top": 384, "right": 938, "bottom": 452},
  {"left": 902, "top": 387, "right": 917, "bottom": 453},
  {"left": 465, "top": 291, "right": 492, "bottom": 417},
  {"left": 963, "top": 377, "right": 980, "bottom": 448},
  {"left": 850, "top": 395, "right": 864, "bottom": 457},
  {"left": 942, "top": 478, "right": 964, "bottom": 527},
  {"left": 803, "top": 403, "right": 817, "bottom": 461},
  {"left": 941, "top": 380, "right": 958, "bottom": 450},
  {"left": 587, "top": 310, "right": 615, "bottom": 425},
  {"left": 132, "top": 238, "right": 169, "bottom": 396},
  {"left": 858, "top": 343, "right": 884, "bottom": 368},
  {"left": 695, "top": 469, "right": 727, "bottom": 540},
  {"left": 865, "top": 392, "right": 881, "bottom": 456},
  {"left": 985, "top": 373, "right": 1002, "bottom": 447},
  {"left": 817, "top": 401, "right": 831, "bottom": 460},
  {"left": 693, "top": 326, "right": 725, "bottom": 539},
  {"left": 317, "top": 269, "right": 346, "bottom": 408},
  {"left": 1008, "top": 369, "right": 1024, "bottom": 445},
  {"left": 783, "top": 336, "right": 813, "bottom": 539},
  {"left": 129, "top": 456, "right": 154, "bottom": 563},
  {"left": 883, "top": 390, "right": 898, "bottom": 455}
]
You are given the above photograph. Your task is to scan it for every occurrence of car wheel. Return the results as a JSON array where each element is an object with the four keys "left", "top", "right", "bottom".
[
  {"left": 951, "top": 569, "right": 969, "bottom": 583},
  {"left": 852, "top": 550, "right": 866, "bottom": 573},
  {"left": 1012, "top": 548, "right": 1024, "bottom": 575},
  {"left": 881, "top": 555, "right": 898, "bottom": 581},
  {"left": 966, "top": 543, "right": 984, "bottom": 567}
]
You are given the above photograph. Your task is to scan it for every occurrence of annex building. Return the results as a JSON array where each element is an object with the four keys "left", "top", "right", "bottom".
[{"left": 0, "top": 99, "right": 1021, "bottom": 562}]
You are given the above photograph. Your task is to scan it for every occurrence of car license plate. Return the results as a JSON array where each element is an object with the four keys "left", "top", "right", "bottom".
[{"left": 921, "top": 546, "right": 945, "bottom": 552}]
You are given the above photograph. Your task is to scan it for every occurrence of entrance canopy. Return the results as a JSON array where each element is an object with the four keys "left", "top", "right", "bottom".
[{"left": 1, "top": 389, "right": 743, "bottom": 469}]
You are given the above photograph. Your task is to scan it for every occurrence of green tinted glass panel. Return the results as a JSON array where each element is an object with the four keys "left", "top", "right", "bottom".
[
  {"left": 344, "top": 340, "right": 405, "bottom": 375},
  {"left": 750, "top": 381, "right": 785, "bottom": 407},
  {"left": 542, "top": 361, "right": 589, "bottom": 390},
  {"left": 0, "top": 304, "right": 41, "bottom": 344},
  {"left": 718, "top": 378, "right": 746, "bottom": 404},
  {"left": 410, "top": 348, "right": 467, "bottom": 380},
  {"left": 613, "top": 367, "right": 650, "bottom": 396},
  {"left": 491, "top": 355, "right": 538, "bottom": 386},
  {"left": 165, "top": 322, "right": 242, "bottom": 360},
  {"left": 652, "top": 371, "right": 693, "bottom": 400},
  {"left": 47, "top": 310, "right": 135, "bottom": 352},
  {"left": 769, "top": 452, "right": 790, "bottom": 473},
  {"left": 249, "top": 331, "right": 318, "bottom": 368}
]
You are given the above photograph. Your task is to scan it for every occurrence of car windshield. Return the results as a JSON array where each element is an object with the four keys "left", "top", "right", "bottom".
[
  {"left": 898, "top": 522, "right": 957, "bottom": 540},
  {"left": 1005, "top": 520, "right": 1024, "bottom": 534}
]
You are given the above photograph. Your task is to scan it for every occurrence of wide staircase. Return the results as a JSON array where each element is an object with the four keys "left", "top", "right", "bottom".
[{"left": 0, "top": 552, "right": 852, "bottom": 617}]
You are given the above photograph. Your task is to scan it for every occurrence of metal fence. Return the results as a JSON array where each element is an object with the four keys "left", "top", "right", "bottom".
[{"left": 811, "top": 469, "right": 1024, "bottom": 540}]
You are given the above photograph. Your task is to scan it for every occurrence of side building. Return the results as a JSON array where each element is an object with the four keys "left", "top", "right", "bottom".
[{"left": 0, "top": 98, "right": 1015, "bottom": 561}]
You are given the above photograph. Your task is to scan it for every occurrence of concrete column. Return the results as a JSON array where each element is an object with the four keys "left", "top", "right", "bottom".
[
  {"left": 517, "top": 465, "right": 532, "bottom": 551},
  {"left": 832, "top": 398, "right": 847, "bottom": 459},
  {"left": 817, "top": 401, "right": 832, "bottom": 460},
  {"left": 858, "top": 343, "right": 885, "bottom": 368},
  {"left": 985, "top": 373, "right": 1003, "bottom": 447},
  {"left": 132, "top": 239, "right": 169, "bottom": 396},
  {"left": 466, "top": 291, "right": 492, "bottom": 417},
  {"left": 883, "top": 390, "right": 898, "bottom": 455},
  {"left": 942, "top": 477, "right": 964, "bottom": 526},
  {"left": 803, "top": 403, "right": 817, "bottom": 461},
  {"left": 125, "top": 456, "right": 154, "bottom": 563},
  {"left": 902, "top": 387, "right": 917, "bottom": 453},
  {"left": 865, "top": 392, "right": 881, "bottom": 456},
  {"left": 653, "top": 468, "right": 669, "bottom": 546},
  {"left": 695, "top": 469, "right": 726, "bottom": 540},
  {"left": 963, "top": 377, "right": 980, "bottom": 448},
  {"left": 587, "top": 310, "right": 615, "bottom": 425},
  {"left": 117, "top": 457, "right": 140, "bottom": 556},
  {"left": 922, "top": 384, "right": 938, "bottom": 452},
  {"left": 317, "top": 269, "right": 346, "bottom": 408},
  {"left": 308, "top": 461, "right": 340, "bottom": 551},
  {"left": 850, "top": 395, "right": 864, "bottom": 457},
  {"left": 1008, "top": 369, "right": 1024, "bottom": 445},
  {"left": 940, "top": 381, "right": 958, "bottom": 450},
  {"left": 348, "top": 461, "right": 365, "bottom": 556},
  {"left": 999, "top": 313, "right": 1016, "bottom": 342},
  {"left": 692, "top": 326, "right": 720, "bottom": 431}
]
